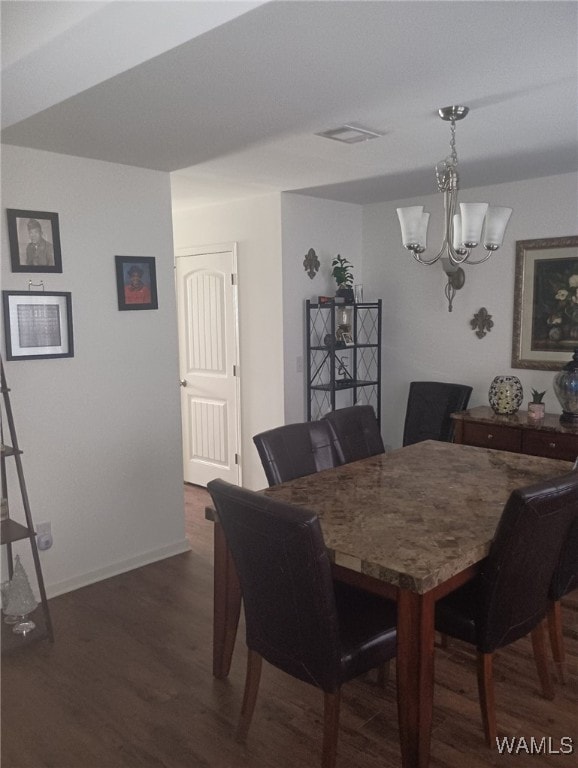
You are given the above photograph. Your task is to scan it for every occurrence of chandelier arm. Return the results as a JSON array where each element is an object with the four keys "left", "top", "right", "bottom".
[
  {"left": 410, "top": 250, "right": 442, "bottom": 266},
  {"left": 446, "top": 245, "right": 472, "bottom": 265},
  {"left": 429, "top": 188, "right": 471, "bottom": 265},
  {"left": 460, "top": 250, "right": 494, "bottom": 266}
]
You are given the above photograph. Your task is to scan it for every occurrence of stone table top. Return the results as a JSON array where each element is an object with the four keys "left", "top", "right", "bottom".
[{"left": 263, "top": 440, "right": 573, "bottom": 594}]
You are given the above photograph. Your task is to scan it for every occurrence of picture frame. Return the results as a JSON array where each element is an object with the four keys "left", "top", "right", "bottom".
[
  {"left": 342, "top": 332, "right": 354, "bottom": 346},
  {"left": 6, "top": 209, "right": 62, "bottom": 273},
  {"left": 512, "top": 236, "right": 578, "bottom": 370},
  {"left": 115, "top": 256, "right": 158, "bottom": 311},
  {"left": 2, "top": 290, "right": 74, "bottom": 360}
]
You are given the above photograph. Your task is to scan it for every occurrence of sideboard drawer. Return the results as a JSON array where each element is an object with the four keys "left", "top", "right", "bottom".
[
  {"left": 522, "top": 431, "right": 578, "bottom": 462},
  {"left": 463, "top": 422, "right": 522, "bottom": 452}
]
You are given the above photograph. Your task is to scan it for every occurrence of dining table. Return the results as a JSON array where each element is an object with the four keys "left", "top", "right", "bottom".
[{"left": 207, "top": 439, "right": 573, "bottom": 768}]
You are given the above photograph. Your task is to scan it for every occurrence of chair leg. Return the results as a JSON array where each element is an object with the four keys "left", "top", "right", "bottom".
[
  {"left": 547, "top": 600, "right": 566, "bottom": 684},
  {"left": 322, "top": 690, "right": 341, "bottom": 768},
  {"left": 531, "top": 620, "right": 555, "bottom": 700},
  {"left": 376, "top": 661, "right": 390, "bottom": 687},
  {"left": 236, "top": 649, "right": 262, "bottom": 743},
  {"left": 476, "top": 652, "right": 497, "bottom": 747}
]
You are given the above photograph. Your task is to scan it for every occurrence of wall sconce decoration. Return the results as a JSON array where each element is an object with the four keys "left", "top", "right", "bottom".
[
  {"left": 303, "top": 248, "right": 320, "bottom": 279},
  {"left": 471, "top": 307, "right": 494, "bottom": 339},
  {"left": 441, "top": 258, "right": 465, "bottom": 312}
]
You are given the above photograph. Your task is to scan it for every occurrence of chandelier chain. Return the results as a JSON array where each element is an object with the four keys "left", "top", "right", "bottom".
[
  {"left": 449, "top": 119, "right": 458, "bottom": 167},
  {"left": 435, "top": 119, "right": 459, "bottom": 192}
]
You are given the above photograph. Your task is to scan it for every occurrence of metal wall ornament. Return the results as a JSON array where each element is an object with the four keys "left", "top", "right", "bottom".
[
  {"left": 471, "top": 307, "right": 494, "bottom": 339},
  {"left": 303, "top": 248, "right": 320, "bottom": 279},
  {"left": 441, "top": 258, "right": 465, "bottom": 311}
]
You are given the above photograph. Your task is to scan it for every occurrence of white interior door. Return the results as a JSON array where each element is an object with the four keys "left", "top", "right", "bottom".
[{"left": 176, "top": 244, "right": 241, "bottom": 487}]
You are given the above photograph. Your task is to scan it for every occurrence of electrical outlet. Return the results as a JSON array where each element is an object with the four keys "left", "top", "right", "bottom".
[{"left": 36, "top": 522, "right": 53, "bottom": 551}]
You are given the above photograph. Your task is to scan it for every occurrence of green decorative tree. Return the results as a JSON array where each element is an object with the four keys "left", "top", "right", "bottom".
[
  {"left": 331, "top": 255, "right": 354, "bottom": 290},
  {"left": 4, "top": 555, "right": 38, "bottom": 619},
  {"left": 331, "top": 255, "right": 354, "bottom": 300},
  {"left": 531, "top": 388, "right": 546, "bottom": 404}
]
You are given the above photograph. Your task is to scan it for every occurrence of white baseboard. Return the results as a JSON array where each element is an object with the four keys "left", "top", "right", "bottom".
[{"left": 45, "top": 538, "right": 191, "bottom": 598}]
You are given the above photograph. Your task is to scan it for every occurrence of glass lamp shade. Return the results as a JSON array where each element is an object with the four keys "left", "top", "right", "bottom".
[
  {"left": 452, "top": 214, "right": 463, "bottom": 250},
  {"left": 483, "top": 207, "right": 513, "bottom": 250},
  {"left": 397, "top": 207, "right": 429, "bottom": 250},
  {"left": 459, "top": 203, "right": 488, "bottom": 247},
  {"left": 553, "top": 348, "right": 578, "bottom": 424}
]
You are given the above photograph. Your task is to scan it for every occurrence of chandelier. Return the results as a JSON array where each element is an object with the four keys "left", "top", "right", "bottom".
[{"left": 397, "top": 106, "right": 512, "bottom": 270}]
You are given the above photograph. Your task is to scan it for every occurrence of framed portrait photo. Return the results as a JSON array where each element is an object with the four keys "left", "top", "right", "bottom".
[
  {"left": 6, "top": 209, "right": 62, "bottom": 273},
  {"left": 115, "top": 256, "right": 158, "bottom": 311},
  {"left": 2, "top": 290, "right": 74, "bottom": 361},
  {"left": 512, "top": 236, "right": 578, "bottom": 370}
]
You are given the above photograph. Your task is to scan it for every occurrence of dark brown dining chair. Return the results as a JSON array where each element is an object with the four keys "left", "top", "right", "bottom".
[
  {"left": 547, "top": 516, "right": 578, "bottom": 683},
  {"left": 253, "top": 419, "right": 340, "bottom": 487},
  {"left": 434, "top": 470, "right": 578, "bottom": 746},
  {"left": 207, "top": 479, "right": 397, "bottom": 768},
  {"left": 402, "top": 381, "right": 472, "bottom": 447},
  {"left": 321, "top": 405, "right": 384, "bottom": 464}
]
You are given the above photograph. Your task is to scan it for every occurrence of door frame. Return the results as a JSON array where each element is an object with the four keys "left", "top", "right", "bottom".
[{"left": 174, "top": 241, "right": 242, "bottom": 486}]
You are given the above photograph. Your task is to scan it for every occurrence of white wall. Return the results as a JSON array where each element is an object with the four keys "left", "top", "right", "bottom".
[
  {"left": 281, "top": 193, "right": 363, "bottom": 423},
  {"left": 172, "top": 194, "right": 285, "bottom": 490},
  {"left": 1, "top": 145, "right": 187, "bottom": 597},
  {"left": 363, "top": 172, "right": 578, "bottom": 448}
]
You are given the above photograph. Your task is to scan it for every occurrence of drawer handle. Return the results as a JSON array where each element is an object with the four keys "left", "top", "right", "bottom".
[
  {"left": 487, "top": 433, "right": 493, "bottom": 440},
  {"left": 549, "top": 442, "right": 557, "bottom": 448}
]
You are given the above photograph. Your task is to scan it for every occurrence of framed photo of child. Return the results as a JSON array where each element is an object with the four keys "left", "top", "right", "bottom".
[{"left": 115, "top": 256, "right": 158, "bottom": 311}]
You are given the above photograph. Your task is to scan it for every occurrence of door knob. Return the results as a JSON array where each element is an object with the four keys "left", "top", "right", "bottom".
[{"left": 180, "top": 379, "right": 187, "bottom": 387}]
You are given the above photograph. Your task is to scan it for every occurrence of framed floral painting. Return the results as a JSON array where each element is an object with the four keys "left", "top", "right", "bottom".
[{"left": 511, "top": 236, "right": 578, "bottom": 370}]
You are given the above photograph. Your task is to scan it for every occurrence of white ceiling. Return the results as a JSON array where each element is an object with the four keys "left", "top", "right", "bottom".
[{"left": 2, "top": 1, "right": 577, "bottom": 211}]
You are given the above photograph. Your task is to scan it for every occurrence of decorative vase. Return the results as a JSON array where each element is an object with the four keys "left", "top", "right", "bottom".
[
  {"left": 336, "top": 286, "right": 354, "bottom": 302},
  {"left": 488, "top": 375, "right": 524, "bottom": 415},
  {"left": 553, "top": 348, "right": 578, "bottom": 424}
]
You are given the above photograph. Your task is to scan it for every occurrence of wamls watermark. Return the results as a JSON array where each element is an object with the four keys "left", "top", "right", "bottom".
[{"left": 496, "top": 736, "right": 574, "bottom": 755}]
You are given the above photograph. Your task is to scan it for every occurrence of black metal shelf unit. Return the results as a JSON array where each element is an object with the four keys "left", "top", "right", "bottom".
[
  {"left": 1, "top": 357, "right": 53, "bottom": 651},
  {"left": 306, "top": 300, "right": 382, "bottom": 425}
]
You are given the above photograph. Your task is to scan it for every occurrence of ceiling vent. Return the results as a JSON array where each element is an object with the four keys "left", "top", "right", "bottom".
[{"left": 315, "top": 124, "right": 385, "bottom": 144}]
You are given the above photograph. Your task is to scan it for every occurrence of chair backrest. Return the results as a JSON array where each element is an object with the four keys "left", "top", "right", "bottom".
[
  {"left": 321, "top": 405, "right": 384, "bottom": 464},
  {"left": 207, "top": 479, "right": 342, "bottom": 691},
  {"left": 549, "top": 516, "right": 578, "bottom": 601},
  {"left": 402, "top": 381, "right": 472, "bottom": 447},
  {"left": 476, "top": 470, "right": 578, "bottom": 653},
  {"left": 253, "top": 420, "right": 339, "bottom": 487}
]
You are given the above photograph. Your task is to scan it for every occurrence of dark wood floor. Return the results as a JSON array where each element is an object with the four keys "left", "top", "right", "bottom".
[{"left": 2, "top": 484, "right": 577, "bottom": 768}]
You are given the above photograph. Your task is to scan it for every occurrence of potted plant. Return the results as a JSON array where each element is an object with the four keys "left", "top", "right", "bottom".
[
  {"left": 331, "top": 255, "right": 354, "bottom": 302},
  {"left": 528, "top": 388, "right": 546, "bottom": 421}
]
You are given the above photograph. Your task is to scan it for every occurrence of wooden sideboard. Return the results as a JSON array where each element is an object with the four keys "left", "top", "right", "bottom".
[{"left": 452, "top": 405, "right": 578, "bottom": 463}]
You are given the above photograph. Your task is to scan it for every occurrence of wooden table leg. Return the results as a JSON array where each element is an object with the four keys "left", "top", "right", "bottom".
[
  {"left": 396, "top": 588, "right": 436, "bottom": 768},
  {"left": 213, "top": 520, "right": 242, "bottom": 679}
]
